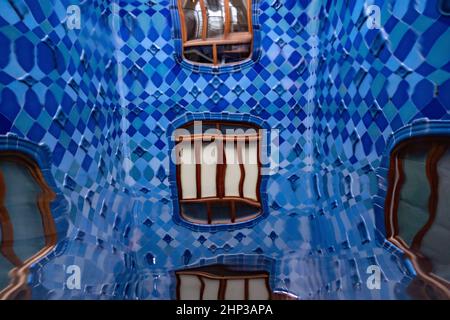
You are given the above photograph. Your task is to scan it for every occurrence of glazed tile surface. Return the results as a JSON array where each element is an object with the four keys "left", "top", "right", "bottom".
[{"left": 0, "top": 0, "right": 448, "bottom": 299}]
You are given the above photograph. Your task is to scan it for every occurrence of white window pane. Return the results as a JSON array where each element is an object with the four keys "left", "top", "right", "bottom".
[
  {"left": 224, "top": 279, "right": 245, "bottom": 300},
  {"left": 243, "top": 140, "right": 258, "bottom": 200},
  {"left": 179, "top": 275, "right": 201, "bottom": 300},
  {"left": 203, "top": 278, "right": 220, "bottom": 300},
  {"left": 201, "top": 142, "right": 218, "bottom": 198},
  {"left": 179, "top": 143, "right": 197, "bottom": 199},
  {"left": 224, "top": 142, "right": 240, "bottom": 197},
  {"left": 248, "top": 278, "right": 270, "bottom": 300}
]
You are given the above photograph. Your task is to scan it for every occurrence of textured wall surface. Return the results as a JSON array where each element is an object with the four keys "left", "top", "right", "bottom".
[
  {"left": 0, "top": 0, "right": 136, "bottom": 299},
  {"left": 0, "top": 0, "right": 448, "bottom": 299}
]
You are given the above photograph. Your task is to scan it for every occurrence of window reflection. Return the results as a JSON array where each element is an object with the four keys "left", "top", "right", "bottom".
[
  {"left": 386, "top": 137, "right": 450, "bottom": 299},
  {"left": 205, "top": 0, "right": 225, "bottom": 38},
  {"left": 0, "top": 152, "right": 56, "bottom": 300},
  {"left": 229, "top": 0, "right": 248, "bottom": 32},
  {"left": 182, "top": 0, "right": 204, "bottom": 40}
]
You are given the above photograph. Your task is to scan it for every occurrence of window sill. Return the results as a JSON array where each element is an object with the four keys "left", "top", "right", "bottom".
[{"left": 184, "top": 32, "right": 252, "bottom": 47}]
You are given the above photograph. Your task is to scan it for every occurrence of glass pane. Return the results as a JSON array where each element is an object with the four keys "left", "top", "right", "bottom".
[
  {"left": 211, "top": 201, "right": 231, "bottom": 224},
  {"left": 202, "top": 278, "right": 220, "bottom": 300},
  {"left": 178, "top": 275, "right": 202, "bottom": 300},
  {"left": 0, "top": 161, "right": 45, "bottom": 262},
  {"left": 217, "top": 44, "right": 251, "bottom": 64},
  {"left": 229, "top": 0, "right": 249, "bottom": 32},
  {"left": 0, "top": 253, "right": 14, "bottom": 291},
  {"left": 182, "top": 0, "right": 204, "bottom": 41},
  {"left": 224, "top": 279, "right": 245, "bottom": 300},
  {"left": 397, "top": 145, "right": 430, "bottom": 246},
  {"left": 421, "top": 149, "right": 450, "bottom": 282},
  {"left": 0, "top": 222, "right": 15, "bottom": 290},
  {"left": 179, "top": 142, "right": 197, "bottom": 199},
  {"left": 181, "top": 203, "right": 208, "bottom": 223},
  {"left": 184, "top": 45, "right": 214, "bottom": 64},
  {"left": 224, "top": 143, "right": 241, "bottom": 197},
  {"left": 205, "top": 0, "right": 225, "bottom": 38},
  {"left": 235, "top": 202, "right": 260, "bottom": 221},
  {"left": 201, "top": 141, "right": 218, "bottom": 198}
]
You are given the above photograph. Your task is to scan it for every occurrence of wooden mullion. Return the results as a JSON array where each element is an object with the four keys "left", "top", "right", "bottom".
[
  {"left": 218, "top": 279, "right": 227, "bottom": 299},
  {"left": 206, "top": 202, "right": 212, "bottom": 225},
  {"left": 218, "top": 122, "right": 224, "bottom": 198},
  {"left": 265, "top": 276, "right": 271, "bottom": 300},
  {"left": 385, "top": 150, "right": 404, "bottom": 241},
  {"left": 224, "top": 0, "right": 231, "bottom": 38},
  {"left": 199, "top": 275, "right": 205, "bottom": 300},
  {"left": 195, "top": 141, "right": 202, "bottom": 198},
  {"left": 176, "top": 273, "right": 181, "bottom": 299},
  {"left": 177, "top": 0, "right": 187, "bottom": 42},
  {"left": 220, "top": 139, "right": 226, "bottom": 199},
  {"left": 215, "top": 143, "right": 221, "bottom": 198},
  {"left": 176, "top": 144, "right": 183, "bottom": 200},
  {"left": 244, "top": 278, "right": 249, "bottom": 300},
  {"left": 255, "top": 130, "right": 262, "bottom": 203},
  {"left": 247, "top": 0, "right": 253, "bottom": 61},
  {"left": 247, "top": 0, "right": 253, "bottom": 34},
  {"left": 213, "top": 44, "right": 218, "bottom": 65},
  {"left": 199, "top": 0, "right": 208, "bottom": 40},
  {"left": 215, "top": 123, "right": 222, "bottom": 198},
  {"left": 230, "top": 201, "right": 236, "bottom": 223},
  {"left": 237, "top": 139, "right": 246, "bottom": 198}
]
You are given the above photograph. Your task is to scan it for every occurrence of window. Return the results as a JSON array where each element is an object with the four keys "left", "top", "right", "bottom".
[
  {"left": 0, "top": 152, "right": 56, "bottom": 300},
  {"left": 385, "top": 137, "right": 450, "bottom": 299},
  {"left": 176, "top": 265, "right": 271, "bottom": 300},
  {"left": 175, "top": 121, "right": 262, "bottom": 225},
  {"left": 177, "top": 0, "right": 253, "bottom": 66}
]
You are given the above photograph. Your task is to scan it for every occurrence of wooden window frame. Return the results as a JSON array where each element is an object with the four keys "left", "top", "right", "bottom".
[
  {"left": 0, "top": 152, "right": 57, "bottom": 300},
  {"left": 175, "top": 120, "right": 262, "bottom": 225},
  {"left": 176, "top": 265, "right": 271, "bottom": 300},
  {"left": 177, "top": 0, "right": 254, "bottom": 66},
  {"left": 385, "top": 136, "right": 450, "bottom": 299}
]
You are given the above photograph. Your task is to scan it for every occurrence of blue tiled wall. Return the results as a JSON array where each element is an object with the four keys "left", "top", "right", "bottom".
[
  {"left": 314, "top": 0, "right": 450, "bottom": 241},
  {"left": 0, "top": 0, "right": 136, "bottom": 299},
  {"left": 0, "top": 0, "right": 448, "bottom": 299}
]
